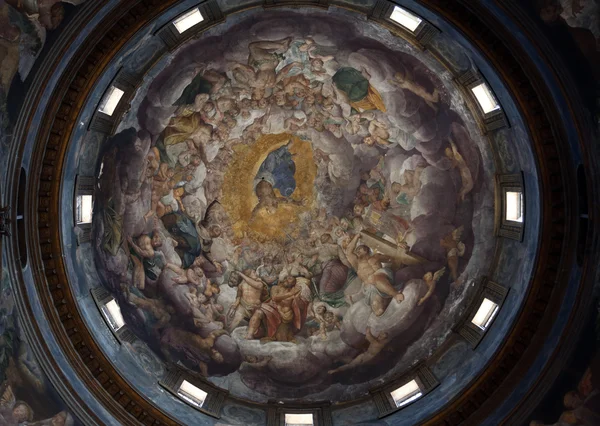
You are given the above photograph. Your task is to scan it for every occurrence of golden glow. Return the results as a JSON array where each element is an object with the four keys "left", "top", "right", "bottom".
[{"left": 221, "top": 134, "right": 316, "bottom": 242}]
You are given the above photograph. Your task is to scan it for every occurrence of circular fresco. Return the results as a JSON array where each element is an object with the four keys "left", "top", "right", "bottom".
[{"left": 92, "top": 9, "right": 494, "bottom": 403}]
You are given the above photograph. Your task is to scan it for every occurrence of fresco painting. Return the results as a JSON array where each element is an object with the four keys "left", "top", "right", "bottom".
[
  {"left": 92, "top": 10, "right": 493, "bottom": 402},
  {"left": 0, "top": 268, "right": 77, "bottom": 425}
]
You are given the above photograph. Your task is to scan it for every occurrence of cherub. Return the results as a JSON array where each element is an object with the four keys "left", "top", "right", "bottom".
[
  {"left": 166, "top": 263, "right": 207, "bottom": 288},
  {"left": 0, "top": 383, "right": 34, "bottom": 425},
  {"left": 417, "top": 267, "right": 446, "bottom": 306},
  {"left": 323, "top": 311, "right": 341, "bottom": 332},
  {"left": 363, "top": 118, "right": 392, "bottom": 147},
  {"left": 183, "top": 287, "right": 215, "bottom": 328},
  {"left": 312, "top": 304, "right": 328, "bottom": 340},
  {"left": 440, "top": 226, "right": 465, "bottom": 284},
  {"left": 328, "top": 327, "right": 389, "bottom": 374}
]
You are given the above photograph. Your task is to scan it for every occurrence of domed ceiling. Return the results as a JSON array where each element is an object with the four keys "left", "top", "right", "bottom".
[
  {"left": 10, "top": 0, "right": 600, "bottom": 424},
  {"left": 90, "top": 7, "right": 495, "bottom": 404}
]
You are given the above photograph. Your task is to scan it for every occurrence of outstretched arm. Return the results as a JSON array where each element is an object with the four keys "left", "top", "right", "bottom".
[
  {"left": 271, "top": 288, "right": 301, "bottom": 302},
  {"left": 344, "top": 234, "right": 360, "bottom": 269},
  {"left": 164, "top": 263, "right": 184, "bottom": 274}
]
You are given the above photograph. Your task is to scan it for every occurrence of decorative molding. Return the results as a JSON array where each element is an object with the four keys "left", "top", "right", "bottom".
[
  {"left": 159, "top": 365, "right": 228, "bottom": 418},
  {"left": 370, "top": 364, "right": 439, "bottom": 418},
  {"left": 263, "top": 0, "right": 330, "bottom": 9},
  {"left": 495, "top": 172, "right": 525, "bottom": 241},
  {"left": 455, "top": 277, "right": 509, "bottom": 348},
  {"left": 455, "top": 68, "right": 509, "bottom": 133},
  {"left": 0, "top": 205, "right": 12, "bottom": 237},
  {"left": 370, "top": 0, "right": 439, "bottom": 50},
  {"left": 8, "top": 0, "right": 581, "bottom": 424},
  {"left": 75, "top": 175, "right": 95, "bottom": 195},
  {"left": 266, "top": 401, "right": 333, "bottom": 426},
  {"left": 76, "top": 223, "right": 92, "bottom": 245},
  {"left": 156, "top": 1, "right": 225, "bottom": 50}
]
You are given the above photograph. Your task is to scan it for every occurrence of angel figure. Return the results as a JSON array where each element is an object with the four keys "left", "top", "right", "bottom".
[
  {"left": 230, "top": 37, "right": 293, "bottom": 100},
  {"left": 0, "top": 383, "right": 34, "bottom": 425},
  {"left": 417, "top": 267, "right": 446, "bottom": 306},
  {"left": 363, "top": 118, "right": 392, "bottom": 147},
  {"left": 440, "top": 226, "right": 465, "bottom": 284},
  {"left": 445, "top": 138, "right": 474, "bottom": 202},
  {"left": 194, "top": 201, "right": 228, "bottom": 276},
  {"left": 389, "top": 64, "right": 441, "bottom": 111}
]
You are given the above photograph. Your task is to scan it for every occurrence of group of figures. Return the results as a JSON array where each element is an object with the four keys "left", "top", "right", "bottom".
[
  {"left": 530, "top": 353, "right": 600, "bottom": 426},
  {"left": 0, "top": 270, "right": 75, "bottom": 425},
  {"left": 93, "top": 11, "right": 488, "bottom": 401}
]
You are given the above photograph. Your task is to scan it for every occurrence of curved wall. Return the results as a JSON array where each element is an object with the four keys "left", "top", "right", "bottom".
[{"left": 0, "top": 1, "right": 597, "bottom": 425}]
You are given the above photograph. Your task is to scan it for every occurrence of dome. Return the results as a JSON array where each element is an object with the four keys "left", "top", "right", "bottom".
[{"left": 0, "top": 1, "right": 598, "bottom": 425}]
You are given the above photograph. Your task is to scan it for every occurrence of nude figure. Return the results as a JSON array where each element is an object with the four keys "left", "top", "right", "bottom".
[
  {"left": 328, "top": 327, "right": 389, "bottom": 374},
  {"left": 127, "top": 230, "right": 165, "bottom": 290},
  {"left": 345, "top": 233, "right": 404, "bottom": 316},
  {"left": 445, "top": 138, "right": 474, "bottom": 202},
  {"left": 417, "top": 267, "right": 446, "bottom": 306},
  {"left": 227, "top": 270, "right": 267, "bottom": 332},
  {"left": 231, "top": 37, "right": 292, "bottom": 100},
  {"left": 245, "top": 275, "right": 304, "bottom": 342},
  {"left": 440, "top": 226, "right": 465, "bottom": 284},
  {"left": 364, "top": 118, "right": 392, "bottom": 147}
]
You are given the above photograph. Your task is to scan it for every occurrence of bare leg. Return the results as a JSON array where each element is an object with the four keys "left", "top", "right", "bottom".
[
  {"left": 248, "top": 37, "right": 292, "bottom": 58},
  {"left": 373, "top": 274, "right": 403, "bottom": 304},
  {"left": 447, "top": 255, "right": 459, "bottom": 282},
  {"left": 371, "top": 295, "right": 387, "bottom": 317},
  {"left": 246, "top": 310, "right": 264, "bottom": 339},
  {"left": 228, "top": 308, "right": 246, "bottom": 332},
  {"left": 131, "top": 255, "right": 146, "bottom": 290}
]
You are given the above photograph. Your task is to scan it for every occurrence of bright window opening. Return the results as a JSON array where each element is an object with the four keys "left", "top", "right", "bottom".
[
  {"left": 98, "top": 86, "right": 124, "bottom": 116},
  {"left": 76, "top": 194, "right": 93, "bottom": 224},
  {"left": 471, "top": 83, "right": 500, "bottom": 114},
  {"left": 173, "top": 8, "right": 204, "bottom": 34},
  {"left": 391, "top": 379, "right": 423, "bottom": 408},
  {"left": 177, "top": 380, "right": 208, "bottom": 408},
  {"left": 285, "top": 413, "right": 314, "bottom": 426},
  {"left": 505, "top": 191, "right": 523, "bottom": 222},
  {"left": 472, "top": 298, "right": 499, "bottom": 330},
  {"left": 100, "top": 299, "right": 125, "bottom": 332},
  {"left": 390, "top": 6, "right": 423, "bottom": 32}
]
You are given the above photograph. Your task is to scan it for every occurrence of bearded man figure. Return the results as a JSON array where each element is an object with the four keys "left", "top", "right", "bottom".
[{"left": 245, "top": 275, "right": 309, "bottom": 343}]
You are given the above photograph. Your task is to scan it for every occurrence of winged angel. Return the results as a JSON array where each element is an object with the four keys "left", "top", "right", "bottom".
[
  {"left": 0, "top": 382, "right": 73, "bottom": 425},
  {"left": 417, "top": 267, "right": 447, "bottom": 306}
]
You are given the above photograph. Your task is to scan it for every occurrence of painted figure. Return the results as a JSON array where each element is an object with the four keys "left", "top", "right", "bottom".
[
  {"left": 345, "top": 234, "right": 404, "bottom": 316},
  {"left": 245, "top": 276, "right": 309, "bottom": 343}
]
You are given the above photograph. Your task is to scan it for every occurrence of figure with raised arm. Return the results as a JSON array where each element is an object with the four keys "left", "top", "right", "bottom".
[
  {"left": 345, "top": 233, "right": 404, "bottom": 316},
  {"left": 227, "top": 269, "right": 269, "bottom": 332}
]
